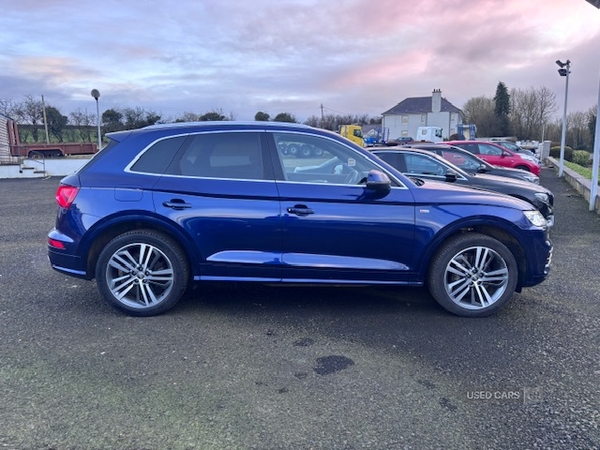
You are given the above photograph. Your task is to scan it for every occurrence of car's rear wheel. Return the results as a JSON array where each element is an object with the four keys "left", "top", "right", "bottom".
[
  {"left": 95, "top": 230, "right": 189, "bottom": 316},
  {"left": 427, "top": 233, "right": 518, "bottom": 317}
]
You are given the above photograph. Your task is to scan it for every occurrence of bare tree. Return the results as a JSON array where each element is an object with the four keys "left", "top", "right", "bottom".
[
  {"left": 462, "top": 96, "right": 497, "bottom": 137},
  {"left": 566, "top": 111, "right": 590, "bottom": 150},
  {"left": 510, "top": 87, "right": 557, "bottom": 140},
  {"left": 70, "top": 108, "right": 96, "bottom": 142},
  {"left": 0, "top": 98, "right": 18, "bottom": 117}
]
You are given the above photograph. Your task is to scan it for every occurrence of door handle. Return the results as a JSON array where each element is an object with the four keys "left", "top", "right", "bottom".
[
  {"left": 163, "top": 200, "right": 192, "bottom": 210},
  {"left": 287, "top": 205, "right": 314, "bottom": 216}
]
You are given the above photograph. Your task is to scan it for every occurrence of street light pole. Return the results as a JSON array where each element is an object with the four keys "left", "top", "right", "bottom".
[
  {"left": 585, "top": 0, "right": 600, "bottom": 211},
  {"left": 91, "top": 89, "right": 102, "bottom": 150},
  {"left": 556, "top": 60, "right": 571, "bottom": 177}
]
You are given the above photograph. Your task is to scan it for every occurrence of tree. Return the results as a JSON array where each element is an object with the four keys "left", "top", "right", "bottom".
[
  {"left": 102, "top": 108, "right": 124, "bottom": 133},
  {"left": 588, "top": 106, "right": 597, "bottom": 148},
  {"left": 273, "top": 112, "right": 297, "bottom": 123},
  {"left": 0, "top": 98, "right": 17, "bottom": 117},
  {"left": 199, "top": 109, "right": 228, "bottom": 121},
  {"left": 175, "top": 112, "right": 200, "bottom": 122},
  {"left": 123, "top": 107, "right": 161, "bottom": 129},
  {"left": 462, "top": 96, "right": 496, "bottom": 137},
  {"left": 510, "top": 87, "right": 557, "bottom": 141},
  {"left": 45, "top": 106, "right": 68, "bottom": 142},
  {"left": 254, "top": 111, "right": 270, "bottom": 121},
  {"left": 14, "top": 95, "right": 44, "bottom": 142},
  {"left": 70, "top": 108, "right": 96, "bottom": 142},
  {"left": 493, "top": 82, "right": 511, "bottom": 136}
]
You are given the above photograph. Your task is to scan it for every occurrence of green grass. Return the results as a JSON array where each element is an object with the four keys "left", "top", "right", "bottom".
[{"left": 564, "top": 161, "right": 599, "bottom": 185}]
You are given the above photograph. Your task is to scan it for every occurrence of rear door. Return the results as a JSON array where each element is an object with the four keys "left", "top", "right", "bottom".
[{"left": 150, "top": 130, "right": 282, "bottom": 281}]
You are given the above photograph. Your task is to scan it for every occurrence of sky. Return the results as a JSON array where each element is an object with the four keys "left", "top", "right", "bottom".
[{"left": 1, "top": 0, "right": 600, "bottom": 122}]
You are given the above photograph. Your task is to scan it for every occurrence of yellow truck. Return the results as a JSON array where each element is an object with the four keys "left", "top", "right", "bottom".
[{"left": 339, "top": 125, "right": 364, "bottom": 147}]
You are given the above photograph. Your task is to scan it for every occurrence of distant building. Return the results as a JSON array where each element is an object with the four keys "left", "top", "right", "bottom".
[
  {"left": 382, "top": 89, "right": 463, "bottom": 140},
  {"left": 0, "top": 113, "right": 10, "bottom": 163}
]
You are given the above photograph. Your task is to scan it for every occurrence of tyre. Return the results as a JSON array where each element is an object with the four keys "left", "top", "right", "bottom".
[
  {"left": 514, "top": 165, "right": 531, "bottom": 172},
  {"left": 427, "top": 233, "right": 518, "bottom": 317},
  {"left": 95, "top": 230, "right": 190, "bottom": 316}
]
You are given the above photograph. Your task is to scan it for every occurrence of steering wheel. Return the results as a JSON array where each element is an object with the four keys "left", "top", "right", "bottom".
[
  {"left": 333, "top": 163, "right": 360, "bottom": 184},
  {"left": 343, "top": 168, "right": 360, "bottom": 184}
]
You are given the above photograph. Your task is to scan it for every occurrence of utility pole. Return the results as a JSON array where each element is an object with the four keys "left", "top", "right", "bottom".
[
  {"left": 320, "top": 103, "right": 324, "bottom": 128},
  {"left": 41, "top": 95, "right": 50, "bottom": 144}
]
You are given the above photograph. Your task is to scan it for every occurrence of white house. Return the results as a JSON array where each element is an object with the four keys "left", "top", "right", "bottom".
[
  {"left": 381, "top": 89, "right": 463, "bottom": 140},
  {"left": 0, "top": 113, "right": 11, "bottom": 163}
]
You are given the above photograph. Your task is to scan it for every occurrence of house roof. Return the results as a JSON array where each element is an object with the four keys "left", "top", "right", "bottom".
[{"left": 382, "top": 96, "right": 462, "bottom": 115}]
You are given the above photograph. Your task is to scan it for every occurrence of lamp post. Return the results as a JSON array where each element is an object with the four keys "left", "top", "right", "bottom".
[
  {"left": 585, "top": 0, "right": 600, "bottom": 211},
  {"left": 91, "top": 89, "right": 102, "bottom": 150},
  {"left": 556, "top": 60, "right": 571, "bottom": 177}
]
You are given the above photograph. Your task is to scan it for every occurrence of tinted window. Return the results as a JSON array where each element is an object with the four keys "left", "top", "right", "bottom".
[
  {"left": 273, "top": 132, "right": 384, "bottom": 185},
  {"left": 456, "top": 143, "right": 479, "bottom": 154},
  {"left": 442, "top": 150, "right": 482, "bottom": 170},
  {"left": 375, "top": 152, "right": 401, "bottom": 170},
  {"left": 130, "top": 136, "right": 187, "bottom": 174},
  {"left": 404, "top": 154, "right": 446, "bottom": 176},
  {"left": 478, "top": 143, "right": 503, "bottom": 156},
  {"left": 166, "top": 132, "right": 267, "bottom": 180}
]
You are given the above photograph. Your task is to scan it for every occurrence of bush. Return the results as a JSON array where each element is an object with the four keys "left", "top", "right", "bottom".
[
  {"left": 550, "top": 146, "right": 573, "bottom": 161},
  {"left": 571, "top": 150, "right": 591, "bottom": 167}
]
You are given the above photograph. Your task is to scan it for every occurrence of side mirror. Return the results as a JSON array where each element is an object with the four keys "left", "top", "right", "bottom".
[
  {"left": 445, "top": 170, "right": 458, "bottom": 182},
  {"left": 365, "top": 170, "right": 391, "bottom": 194},
  {"left": 477, "top": 164, "right": 487, "bottom": 173}
]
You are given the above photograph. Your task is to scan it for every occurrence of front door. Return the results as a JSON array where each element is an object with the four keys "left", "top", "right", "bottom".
[{"left": 269, "top": 131, "right": 417, "bottom": 283}]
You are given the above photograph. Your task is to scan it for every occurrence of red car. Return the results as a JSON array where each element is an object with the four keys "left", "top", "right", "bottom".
[{"left": 444, "top": 140, "right": 541, "bottom": 176}]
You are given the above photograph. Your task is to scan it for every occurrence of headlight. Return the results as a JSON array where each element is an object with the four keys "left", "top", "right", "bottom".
[
  {"left": 524, "top": 174, "right": 540, "bottom": 184},
  {"left": 524, "top": 210, "right": 547, "bottom": 227},
  {"left": 519, "top": 154, "right": 539, "bottom": 164},
  {"left": 534, "top": 192, "right": 550, "bottom": 203}
]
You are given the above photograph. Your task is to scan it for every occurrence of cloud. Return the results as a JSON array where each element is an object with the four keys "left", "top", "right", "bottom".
[{"left": 0, "top": 0, "right": 599, "bottom": 121}]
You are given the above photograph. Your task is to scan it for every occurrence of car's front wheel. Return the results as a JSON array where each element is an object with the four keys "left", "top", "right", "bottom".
[
  {"left": 95, "top": 230, "right": 189, "bottom": 316},
  {"left": 514, "top": 165, "right": 531, "bottom": 172},
  {"left": 427, "top": 233, "right": 518, "bottom": 317}
]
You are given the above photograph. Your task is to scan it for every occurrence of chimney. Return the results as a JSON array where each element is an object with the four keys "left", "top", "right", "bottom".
[{"left": 432, "top": 89, "right": 442, "bottom": 113}]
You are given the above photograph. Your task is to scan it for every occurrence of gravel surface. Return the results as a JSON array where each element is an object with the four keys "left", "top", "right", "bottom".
[{"left": 0, "top": 168, "right": 598, "bottom": 450}]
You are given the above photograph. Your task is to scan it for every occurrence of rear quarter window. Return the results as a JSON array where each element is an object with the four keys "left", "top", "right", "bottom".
[{"left": 130, "top": 136, "right": 187, "bottom": 174}]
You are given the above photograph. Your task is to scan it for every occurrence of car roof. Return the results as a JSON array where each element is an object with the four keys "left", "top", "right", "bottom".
[{"left": 106, "top": 121, "right": 318, "bottom": 138}]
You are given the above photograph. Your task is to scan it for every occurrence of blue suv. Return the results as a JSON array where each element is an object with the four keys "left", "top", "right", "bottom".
[{"left": 48, "top": 122, "right": 552, "bottom": 317}]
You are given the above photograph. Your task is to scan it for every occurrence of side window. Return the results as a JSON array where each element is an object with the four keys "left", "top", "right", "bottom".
[
  {"left": 404, "top": 154, "right": 445, "bottom": 176},
  {"left": 130, "top": 136, "right": 187, "bottom": 174},
  {"left": 443, "top": 150, "right": 480, "bottom": 170},
  {"left": 167, "top": 132, "right": 267, "bottom": 180},
  {"left": 457, "top": 143, "right": 479, "bottom": 154},
  {"left": 479, "top": 144, "right": 503, "bottom": 156},
  {"left": 375, "top": 152, "right": 399, "bottom": 170},
  {"left": 273, "top": 132, "right": 383, "bottom": 186},
  {"left": 442, "top": 150, "right": 466, "bottom": 167}
]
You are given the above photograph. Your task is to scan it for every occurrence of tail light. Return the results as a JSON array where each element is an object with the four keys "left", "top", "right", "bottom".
[{"left": 56, "top": 184, "right": 80, "bottom": 209}]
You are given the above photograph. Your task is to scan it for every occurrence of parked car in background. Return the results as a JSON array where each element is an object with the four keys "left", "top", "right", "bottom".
[
  {"left": 385, "top": 136, "right": 414, "bottom": 146},
  {"left": 371, "top": 147, "right": 554, "bottom": 226},
  {"left": 48, "top": 122, "right": 552, "bottom": 318},
  {"left": 402, "top": 143, "right": 540, "bottom": 184},
  {"left": 445, "top": 140, "right": 541, "bottom": 175},
  {"left": 492, "top": 140, "right": 541, "bottom": 165}
]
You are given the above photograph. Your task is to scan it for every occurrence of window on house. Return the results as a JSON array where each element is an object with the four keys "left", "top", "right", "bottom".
[{"left": 402, "top": 115, "right": 409, "bottom": 125}]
